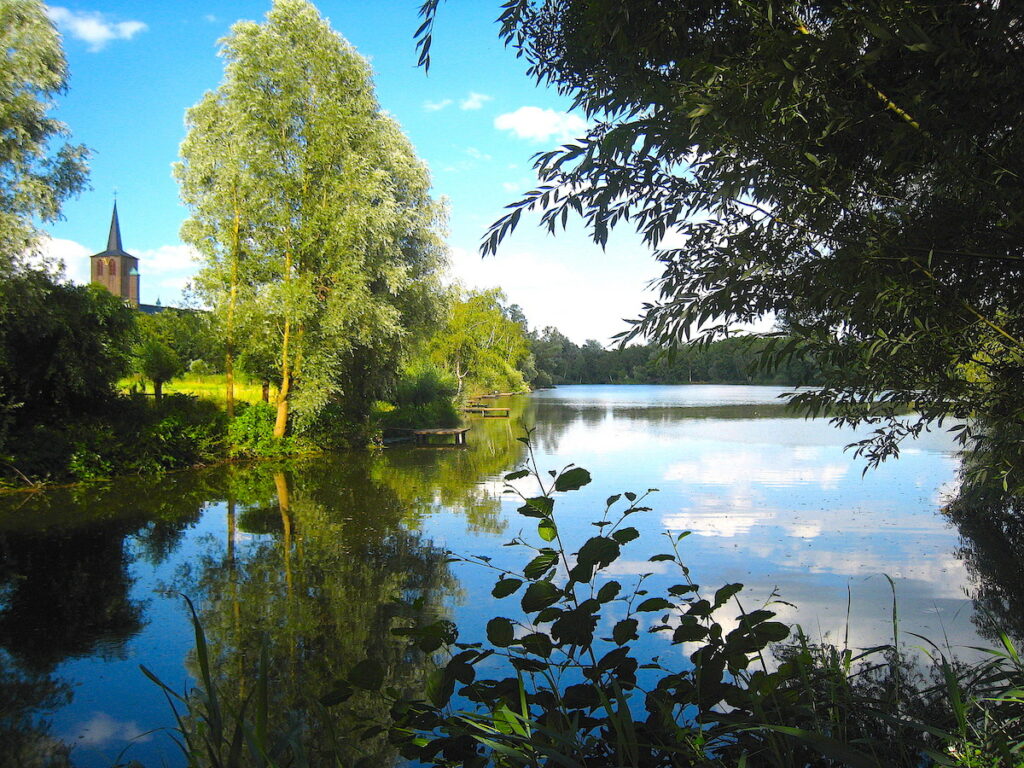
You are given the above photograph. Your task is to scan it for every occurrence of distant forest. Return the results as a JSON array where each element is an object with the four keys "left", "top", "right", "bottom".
[{"left": 528, "top": 328, "right": 821, "bottom": 388}]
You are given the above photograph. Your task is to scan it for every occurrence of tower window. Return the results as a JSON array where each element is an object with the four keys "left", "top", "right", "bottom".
[
  {"left": 96, "top": 260, "right": 104, "bottom": 276},
  {"left": 108, "top": 259, "right": 116, "bottom": 276}
]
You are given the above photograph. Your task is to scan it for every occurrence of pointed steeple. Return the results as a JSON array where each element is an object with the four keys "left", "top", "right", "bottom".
[{"left": 107, "top": 202, "right": 124, "bottom": 253}]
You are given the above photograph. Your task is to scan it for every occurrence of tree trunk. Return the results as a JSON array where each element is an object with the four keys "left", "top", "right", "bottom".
[
  {"left": 154, "top": 380, "right": 163, "bottom": 402},
  {"left": 225, "top": 194, "right": 242, "bottom": 419},
  {"left": 225, "top": 351, "right": 235, "bottom": 419},
  {"left": 274, "top": 316, "right": 291, "bottom": 439},
  {"left": 262, "top": 381, "right": 270, "bottom": 402}
]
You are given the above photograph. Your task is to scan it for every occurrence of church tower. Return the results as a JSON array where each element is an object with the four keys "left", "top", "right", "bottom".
[{"left": 90, "top": 203, "right": 140, "bottom": 306}]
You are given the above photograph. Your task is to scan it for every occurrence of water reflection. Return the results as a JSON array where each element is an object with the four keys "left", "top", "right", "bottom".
[{"left": 0, "top": 385, "right": 1020, "bottom": 766}]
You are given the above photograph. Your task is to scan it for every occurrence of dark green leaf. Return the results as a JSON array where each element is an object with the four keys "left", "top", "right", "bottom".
[
  {"left": 519, "top": 632, "right": 553, "bottom": 657},
  {"left": 524, "top": 550, "right": 559, "bottom": 579},
  {"left": 349, "top": 659, "right": 384, "bottom": 691},
  {"left": 636, "top": 597, "right": 674, "bottom": 612},
  {"left": 521, "top": 580, "right": 561, "bottom": 612},
  {"left": 518, "top": 496, "right": 554, "bottom": 518},
  {"left": 597, "top": 581, "right": 621, "bottom": 603},
  {"left": 554, "top": 467, "right": 591, "bottom": 492},
  {"left": 486, "top": 617, "right": 515, "bottom": 647},
  {"left": 492, "top": 577, "right": 523, "bottom": 599},
  {"left": 714, "top": 583, "right": 744, "bottom": 609},
  {"left": 611, "top": 526, "right": 639, "bottom": 545},
  {"left": 319, "top": 680, "right": 353, "bottom": 707},
  {"left": 504, "top": 469, "right": 529, "bottom": 481},
  {"left": 576, "top": 536, "right": 620, "bottom": 570},
  {"left": 613, "top": 618, "right": 639, "bottom": 645}
]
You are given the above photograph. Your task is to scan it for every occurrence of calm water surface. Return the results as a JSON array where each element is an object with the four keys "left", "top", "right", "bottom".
[{"left": 0, "top": 385, "right": 1017, "bottom": 767}]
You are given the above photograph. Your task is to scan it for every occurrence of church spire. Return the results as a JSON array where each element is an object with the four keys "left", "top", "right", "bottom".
[{"left": 107, "top": 202, "right": 123, "bottom": 253}]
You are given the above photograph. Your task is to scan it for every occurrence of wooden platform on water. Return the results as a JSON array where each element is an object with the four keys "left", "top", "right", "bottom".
[
  {"left": 411, "top": 427, "right": 470, "bottom": 446},
  {"left": 461, "top": 405, "right": 510, "bottom": 417}
]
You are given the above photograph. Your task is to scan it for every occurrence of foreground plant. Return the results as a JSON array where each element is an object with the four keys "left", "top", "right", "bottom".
[
  {"left": 334, "top": 435, "right": 1018, "bottom": 767},
  {"left": 152, "top": 435, "right": 1024, "bottom": 766}
]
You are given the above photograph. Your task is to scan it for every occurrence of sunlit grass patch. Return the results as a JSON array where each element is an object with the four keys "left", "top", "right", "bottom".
[{"left": 123, "top": 374, "right": 273, "bottom": 407}]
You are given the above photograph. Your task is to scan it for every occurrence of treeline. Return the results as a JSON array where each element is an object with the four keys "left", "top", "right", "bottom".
[{"left": 528, "top": 328, "right": 821, "bottom": 387}]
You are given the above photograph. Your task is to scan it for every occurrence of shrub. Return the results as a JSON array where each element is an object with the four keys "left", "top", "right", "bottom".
[
  {"left": 228, "top": 401, "right": 301, "bottom": 457},
  {"left": 378, "top": 362, "right": 460, "bottom": 429}
]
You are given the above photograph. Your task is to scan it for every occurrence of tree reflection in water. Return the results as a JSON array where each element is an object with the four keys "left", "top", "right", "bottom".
[
  {"left": 0, "top": 472, "right": 220, "bottom": 767},
  {"left": 173, "top": 457, "right": 462, "bottom": 766},
  {"left": 946, "top": 487, "right": 1024, "bottom": 646}
]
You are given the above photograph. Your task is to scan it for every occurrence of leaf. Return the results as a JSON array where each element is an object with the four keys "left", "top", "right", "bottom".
[
  {"left": 673, "top": 618, "right": 708, "bottom": 643},
  {"left": 713, "top": 583, "right": 744, "bottom": 609},
  {"left": 521, "top": 580, "right": 561, "bottom": 613},
  {"left": 504, "top": 469, "right": 529, "bottom": 481},
  {"left": 668, "top": 583, "right": 699, "bottom": 596},
  {"left": 611, "top": 526, "right": 639, "bottom": 545},
  {"left": 519, "top": 632, "right": 553, "bottom": 658},
  {"left": 524, "top": 550, "right": 559, "bottom": 579},
  {"left": 636, "top": 597, "right": 674, "bottom": 612},
  {"left": 349, "top": 659, "right": 384, "bottom": 691},
  {"left": 552, "top": 608, "right": 597, "bottom": 646},
  {"left": 486, "top": 617, "right": 515, "bottom": 647},
  {"left": 753, "top": 621, "right": 791, "bottom": 643},
  {"left": 554, "top": 466, "right": 591, "bottom": 492},
  {"left": 519, "top": 496, "right": 553, "bottom": 518},
  {"left": 492, "top": 577, "right": 523, "bottom": 599},
  {"left": 538, "top": 519, "right": 557, "bottom": 542},
  {"left": 649, "top": 554, "right": 676, "bottom": 562},
  {"left": 613, "top": 618, "right": 639, "bottom": 645},
  {"left": 576, "top": 536, "right": 620, "bottom": 569},
  {"left": 319, "top": 680, "right": 353, "bottom": 707},
  {"left": 597, "top": 581, "right": 621, "bottom": 603}
]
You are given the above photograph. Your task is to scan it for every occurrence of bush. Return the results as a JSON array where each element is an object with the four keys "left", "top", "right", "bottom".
[
  {"left": 227, "top": 401, "right": 302, "bottom": 458},
  {"left": 377, "top": 362, "right": 460, "bottom": 429},
  {"left": 1, "top": 394, "right": 227, "bottom": 484}
]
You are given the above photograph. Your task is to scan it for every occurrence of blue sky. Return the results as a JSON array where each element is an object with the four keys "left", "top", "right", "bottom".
[{"left": 40, "top": 0, "right": 666, "bottom": 344}]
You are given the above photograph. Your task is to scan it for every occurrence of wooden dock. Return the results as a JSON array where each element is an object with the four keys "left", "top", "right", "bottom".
[
  {"left": 411, "top": 427, "right": 470, "bottom": 446},
  {"left": 461, "top": 406, "right": 510, "bottom": 417}
]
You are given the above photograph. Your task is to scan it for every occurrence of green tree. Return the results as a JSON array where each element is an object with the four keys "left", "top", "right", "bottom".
[
  {"left": 0, "top": 0, "right": 88, "bottom": 273},
  {"left": 419, "top": 1, "right": 1024, "bottom": 487},
  {"left": 0, "top": 273, "right": 135, "bottom": 428},
  {"left": 133, "top": 336, "right": 183, "bottom": 403},
  {"left": 428, "top": 289, "right": 531, "bottom": 397},
  {"left": 178, "top": 0, "right": 447, "bottom": 439}
]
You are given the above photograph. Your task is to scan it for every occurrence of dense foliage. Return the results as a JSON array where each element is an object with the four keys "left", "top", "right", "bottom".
[
  {"left": 178, "top": 0, "right": 448, "bottom": 440},
  {"left": 530, "top": 329, "right": 821, "bottom": 387},
  {"left": 0, "top": 0, "right": 88, "bottom": 274},
  {"left": 417, "top": 0, "right": 1024, "bottom": 488},
  {"left": 428, "top": 289, "right": 533, "bottom": 397},
  {"left": 0, "top": 272, "right": 136, "bottom": 453}
]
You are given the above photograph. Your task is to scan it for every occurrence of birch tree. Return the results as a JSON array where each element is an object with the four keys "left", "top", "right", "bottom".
[{"left": 178, "top": 0, "right": 447, "bottom": 438}]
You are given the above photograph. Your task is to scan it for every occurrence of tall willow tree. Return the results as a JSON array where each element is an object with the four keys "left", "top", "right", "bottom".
[{"left": 177, "top": 0, "right": 447, "bottom": 437}]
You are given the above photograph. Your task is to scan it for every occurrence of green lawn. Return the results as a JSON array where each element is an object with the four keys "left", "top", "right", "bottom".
[{"left": 125, "top": 374, "right": 274, "bottom": 407}]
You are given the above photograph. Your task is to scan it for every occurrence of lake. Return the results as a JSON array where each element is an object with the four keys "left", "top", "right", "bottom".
[{"left": 0, "top": 384, "right": 1016, "bottom": 767}]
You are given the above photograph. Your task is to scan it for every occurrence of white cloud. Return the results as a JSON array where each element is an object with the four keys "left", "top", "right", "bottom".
[
  {"left": 68, "top": 711, "right": 151, "bottom": 746},
  {"left": 465, "top": 147, "right": 492, "bottom": 162},
  {"left": 34, "top": 235, "right": 91, "bottom": 283},
  {"left": 203, "top": 14, "right": 217, "bottom": 23},
  {"left": 46, "top": 7, "right": 147, "bottom": 52},
  {"left": 460, "top": 91, "right": 493, "bottom": 110},
  {"left": 494, "top": 106, "right": 588, "bottom": 143},
  {"left": 423, "top": 98, "right": 453, "bottom": 112}
]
